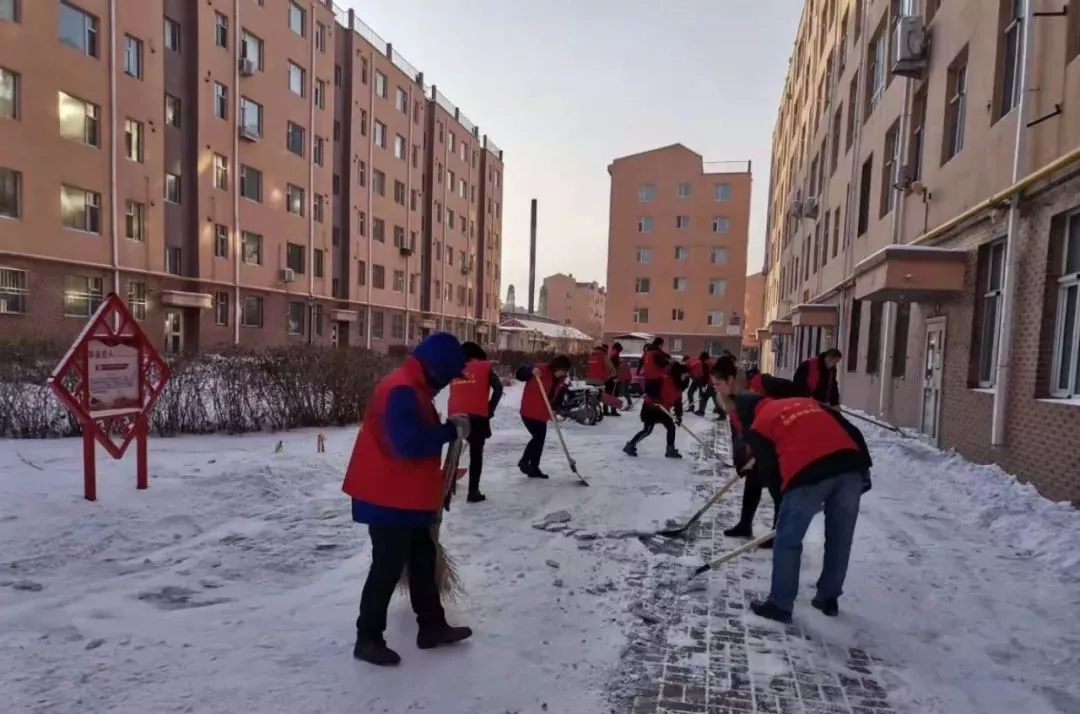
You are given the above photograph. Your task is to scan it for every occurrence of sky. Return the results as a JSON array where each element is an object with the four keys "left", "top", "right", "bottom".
[{"left": 341, "top": 0, "right": 801, "bottom": 306}]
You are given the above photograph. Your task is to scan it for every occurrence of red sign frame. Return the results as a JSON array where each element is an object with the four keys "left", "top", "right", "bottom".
[{"left": 46, "top": 293, "right": 171, "bottom": 501}]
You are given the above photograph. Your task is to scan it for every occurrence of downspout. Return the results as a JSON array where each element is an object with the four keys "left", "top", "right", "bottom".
[
  {"left": 878, "top": 76, "right": 913, "bottom": 419},
  {"left": 108, "top": 0, "right": 119, "bottom": 298},
  {"left": 404, "top": 81, "right": 415, "bottom": 343},
  {"left": 232, "top": 0, "right": 241, "bottom": 344},
  {"left": 365, "top": 47, "right": 374, "bottom": 348},
  {"left": 306, "top": 2, "right": 316, "bottom": 345},
  {"left": 991, "top": 0, "right": 1034, "bottom": 446}
]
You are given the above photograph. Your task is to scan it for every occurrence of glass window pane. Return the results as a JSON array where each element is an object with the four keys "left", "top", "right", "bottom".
[{"left": 1057, "top": 286, "right": 1078, "bottom": 391}]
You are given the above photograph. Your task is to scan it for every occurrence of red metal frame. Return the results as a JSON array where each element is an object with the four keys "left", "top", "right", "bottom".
[{"left": 46, "top": 293, "right": 171, "bottom": 501}]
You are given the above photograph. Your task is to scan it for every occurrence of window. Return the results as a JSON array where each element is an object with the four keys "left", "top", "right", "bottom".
[
  {"left": 58, "top": 92, "right": 98, "bottom": 146},
  {"left": 124, "top": 200, "right": 144, "bottom": 241},
  {"left": 394, "top": 134, "right": 406, "bottom": 160},
  {"left": 314, "top": 249, "right": 324, "bottom": 278},
  {"left": 315, "top": 22, "right": 326, "bottom": 52},
  {"left": 394, "top": 180, "right": 406, "bottom": 206},
  {"left": 391, "top": 313, "right": 405, "bottom": 339},
  {"left": 242, "top": 231, "right": 262, "bottom": 264},
  {"left": 372, "top": 218, "right": 385, "bottom": 243},
  {"left": 313, "top": 194, "right": 324, "bottom": 222},
  {"left": 240, "top": 165, "right": 262, "bottom": 201},
  {"left": 315, "top": 79, "right": 326, "bottom": 109},
  {"left": 0, "top": 0, "right": 17, "bottom": 22},
  {"left": 213, "top": 153, "right": 228, "bottom": 189},
  {"left": 163, "top": 17, "right": 180, "bottom": 52},
  {"left": 214, "top": 12, "right": 228, "bottom": 48},
  {"left": 709, "top": 279, "right": 727, "bottom": 296},
  {"left": 283, "top": 243, "right": 305, "bottom": 274},
  {"left": 214, "top": 224, "right": 229, "bottom": 258},
  {"left": 1051, "top": 212, "right": 1080, "bottom": 397},
  {"left": 372, "top": 310, "right": 384, "bottom": 338},
  {"left": 997, "top": 0, "right": 1024, "bottom": 119},
  {"left": 707, "top": 310, "right": 725, "bottom": 327},
  {"left": 396, "top": 87, "right": 407, "bottom": 113},
  {"left": 242, "top": 295, "right": 263, "bottom": 328},
  {"left": 288, "top": 61, "right": 305, "bottom": 96},
  {"left": 357, "top": 160, "right": 366, "bottom": 187},
  {"left": 846, "top": 299, "right": 862, "bottom": 372},
  {"left": 635, "top": 246, "right": 652, "bottom": 263},
  {"left": 62, "top": 275, "right": 103, "bottom": 317},
  {"left": 124, "top": 119, "right": 143, "bottom": 161},
  {"left": 866, "top": 302, "right": 883, "bottom": 373},
  {"left": 287, "top": 121, "right": 305, "bottom": 156},
  {"left": 880, "top": 119, "right": 900, "bottom": 217},
  {"left": 673, "top": 277, "right": 688, "bottom": 292},
  {"left": 832, "top": 209, "right": 841, "bottom": 257},
  {"left": 0, "top": 167, "right": 20, "bottom": 218},
  {"left": 215, "top": 292, "right": 229, "bottom": 326},
  {"left": 674, "top": 246, "right": 688, "bottom": 261},
  {"left": 676, "top": 216, "right": 690, "bottom": 229},
  {"left": 677, "top": 183, "right": 691, "bottom": 198},
  {"left": 866, "top": 22, "right": 886, "bottom": 112},
  {"left": 710, "top": 247, "right": 728, "bottom": 265},
  {"left": 283, "top": 302, "right": 305, "bottom": 335},
  {"left": 59, "top": 3, "right": 98, "bottom": 57},
  {"left": 712, "top": 216, "right": 730, "bottom": 234},
  {"left": 637, "top": 216, "right": 653, "bottom": 232},
  {"left": 846, "top": 70, "right": 860, "bottom": 150},
  {"left": 241, "top": 97, "right": 262, "bottom": 134},
  {"left": 634, "top": 277, "right": 651, "bottom": 294},
  {"left": 165, "top": 94, "right": 181, "bottom": 128},
  {"left": 164, "top": 172, "right": 181, "bottom": 203},
  {"left": 286, "top": 185, "right": 304, "bottom": 216},
  {"left": 0, "top": 267, "right": 27, "bottom": 314},
  {"left": 0, "top": 67, "right": 17, "bottom": 119},
  {"left": 374, "top": 71, "right": 387, "bottom": 98},
  {"left": 207, "top": 83, "right": 227, "bottom": 120},
  {"left": 714, "top": 183, "right": 731, "bottom": 202},
  {"left": 288, "top": 1, "right": 305, "bottom": 36},
  {"left": 373, "top": 170, "right": 385, "bottom": 196},
  {"left": 241, "top": 31, "right": 263, "bottom": 70},
  {"left": 357, "top": 211, "right": 366, "bottom": 236},
  {"left": 857, "top": 154, "right": 873, "bottom": 236},
  {"left": 373, "top": 120, "right": 386, "bottom": 148},
  {"left": 165, "top": 246, "right": 182, "bottom": 275},
  {"left": 892, "top": 302, "right": 911, "bottom": 377},
  {"left": 60, "top": 185, "right": 100, "bottom": 232},
  {"left": 672, "top": 308, "right": 685, "bottom": 321},
  {"left": 393, "top": 269, "right": 405, "bottom": 293},
  {"left": 313, "top": 135, "right": 324, "bottom": 166},
  {"left": 944, "top": 51, "right": 968, "bottom": 162},
  {"left": 372, "top": 264, "right": 385, "bottom": 289},
  {"left": 908, "top": 85, "right": 927, "bottom": 180},
  {"left": 632, "top": 307, "right": 649, "bottom": 324},
  {"left": 123, "top": 35, "right": 142, "bottom": 78},
  {"left": 126, "top": 281, "right": 146, "bottom": 320}
]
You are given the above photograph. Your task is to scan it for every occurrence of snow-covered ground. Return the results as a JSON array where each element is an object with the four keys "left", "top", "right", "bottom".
[{"left": 1, "top": 386, "right": 1078, "bottom": 714}]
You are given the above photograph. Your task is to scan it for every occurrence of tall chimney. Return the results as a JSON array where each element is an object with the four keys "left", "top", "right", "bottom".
[{"left": 528, "top": 199, "right": 537, "bottom": 315}]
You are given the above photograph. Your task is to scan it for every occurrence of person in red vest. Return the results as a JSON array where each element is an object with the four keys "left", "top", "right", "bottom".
[
  {"left": 714, "top": 366, "right": 872, "bottom": 624},
  {"left": 793, "top": 348, "right": 842, "bottom": 406},
  {"left": 585, "top": 344, "right": 618, "bottom": 416},
  {"left": 515, "top": 355, "right": 571, "bottom": 479},
  {"left": 623, "top": 353, "right": 686, "bottom": 458},
  {"left": 614, "top": 343, "right": 634, "bottom": 409},
  {"left": 639, "top": 337, "right": 668, "bottom": 401},
  {"left": 447, "top": 341, "right": 503, "bottom": 504},
  {"left": 605, "top": 342, "right": 625, "bottom": 415},
  {"left": 686, "top": 351, "right": 710, "bottom": 411},
  {"left": 342, "top": 332, "right": 473, "bottom": 666}
]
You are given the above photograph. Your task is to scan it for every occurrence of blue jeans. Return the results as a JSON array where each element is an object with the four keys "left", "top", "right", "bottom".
[{"left": 770, "top": 471, "right": 864, "bottom": 613}]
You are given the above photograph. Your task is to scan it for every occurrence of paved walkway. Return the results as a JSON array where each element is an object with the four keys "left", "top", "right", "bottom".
[{"left": 611, "top": 420, "right": 895, "bottom": 714}]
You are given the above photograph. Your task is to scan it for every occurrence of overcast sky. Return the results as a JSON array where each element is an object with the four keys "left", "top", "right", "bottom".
[{"left": 341, "top": 0, "right": 800, "bottom": 305}]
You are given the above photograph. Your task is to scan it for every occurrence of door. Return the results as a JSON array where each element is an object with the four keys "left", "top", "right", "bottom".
[
  {"left": 164, "top": 310, "right": 184, "bottom": 355},
  {"left": 920, "top": 317, "right": 946, "bottom": 443}
]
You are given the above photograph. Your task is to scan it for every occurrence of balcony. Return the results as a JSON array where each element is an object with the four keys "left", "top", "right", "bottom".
[
  {"left": 790, "top": 303, "right": 837, "bottom": 328},
  {"left": 853, "top": 245, "right": 968, "bottom": 303}
]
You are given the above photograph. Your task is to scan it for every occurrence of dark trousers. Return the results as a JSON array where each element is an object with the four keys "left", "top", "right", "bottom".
[
  {"left": 521, "top": 417, "right": 547, "bottom": 467},
  {"left": 603, "top": 379, "right": 618, "bottom": 413},
  {"left": 629, "top": 404, "right": 676, "bottom": 449},
  {"left": 356, "top": 524, "right": 445, "bottom": 640},
  {"left": 735, "top": 468, "right": 782, "bottom": 530},
  {"left": 687, "top": 379, "right": 703, "bottom": 406},
  {"left": 696, "top": 384, "right": 716, "bottom": 413},
  {"left": 467, "top": 435, "right": 485, "bottom": 495}
]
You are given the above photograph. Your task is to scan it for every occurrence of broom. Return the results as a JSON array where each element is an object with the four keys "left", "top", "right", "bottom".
[{"left": 397, "top": 438, "right": 466, "bottom": 601}]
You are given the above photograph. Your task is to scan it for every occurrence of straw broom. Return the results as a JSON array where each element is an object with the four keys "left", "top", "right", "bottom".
[{"left": 398, "top": 438, "right": 466, "bottom": 601}]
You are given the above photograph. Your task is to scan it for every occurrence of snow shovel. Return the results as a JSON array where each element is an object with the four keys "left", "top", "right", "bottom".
[
  {"left": 657, "top": 406, "right": 712, "bottom": 454},
  {"left": 688, "top": 530, "right": 776, "bottom": 579},
  {"left": 536, "top": 369, "right": 590, "bottom": 486},
  {"left": 836, "top": 406, "right": 906, "bottom": 435},
  {"left": 656, "top": 472, "right": 741, "bottom": 538},
  {"left": 399, "top": 438, "right": 465, "bottom": 600},
  {"left": 599, "top": 392, "right": 624, "bottom": 410}
]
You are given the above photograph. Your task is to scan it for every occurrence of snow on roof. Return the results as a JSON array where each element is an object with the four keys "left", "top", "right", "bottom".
[{"left": 498, "top": 317, "right": 592, "bottom": 341}]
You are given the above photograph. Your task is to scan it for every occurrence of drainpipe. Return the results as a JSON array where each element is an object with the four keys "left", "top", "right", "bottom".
[
  {"left": 306, "top": 2, "right": 316, "bottom": 345},
  {"left": 878, "top": 76, "right": 913, "bottom": 419},
  {"left": 991, "top": 0, "right": 1034, "bottom": 446},
  {"left": 365, "top": 44, "right": 374, "bottom": 349},
  {"left": 108, "top": 0, "right": 119, "bottom": 298},
  {"left": 232, "top": 0, "right": 241, "bottom": 344},
  {"left": 404, "top": 79, "right": 415, "bottom": 343}
]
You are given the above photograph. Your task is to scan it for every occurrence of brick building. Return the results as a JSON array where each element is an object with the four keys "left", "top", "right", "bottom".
[
  {"left": 758, "top": 0, "right": 1080, "bottom": 503},
  {"left": 742, "top": 271, "right": 764, "bottom": 361},
  {"left": 539, "top": 272, "right": 606, "bottom": 341},
  {"left": 604, "top": 144, "right": 752, "bottom": 356},
  {"left": 0, "top": 0, "right": 503, "bottom": 354}
]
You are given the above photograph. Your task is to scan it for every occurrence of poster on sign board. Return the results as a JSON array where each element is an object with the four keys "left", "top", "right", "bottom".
[{"left": 87, "top": 340, "right": 141, "bottom": 414}]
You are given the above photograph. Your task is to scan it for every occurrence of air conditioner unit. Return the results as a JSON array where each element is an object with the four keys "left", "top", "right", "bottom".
[
  {"left": 239, "top": 58, "right": 255, "bottom": 77},
  {"left": 895, "top": 164, "right": 917, "bottom": 191},
  {"left": 460, "top": 264, "right": 470, "bottom": 275},
  {"left": 787, "top": 200, "right": 804, "bottom": 218},
  {"left": 892, "top": 16, "right": 928, "bottom": 78},
  {"left": 280, "top": 268, "right": 297, "bottom": 283},
  {"left": 800, "top": 197, "right": 820, "bottom": 219},
  {"left": 238, "top": 124, "right": 260, "bottom": 142}
]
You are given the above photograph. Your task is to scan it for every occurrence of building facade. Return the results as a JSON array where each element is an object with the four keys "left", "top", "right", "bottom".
[
  {"left": 0, "top": 0, "right": 503, "bottom": 354},
  {"left": 742, "top": 271, "right": 764, "bottom": 360},
  {"left": 759, "top": 0, "right": 1080, "bottom": 503},
  {"left": 539, "top": 272, "right": 606, "bottom": 340},
  {"left": 604, "top": 144, "right": 751, "bottom": 356}
]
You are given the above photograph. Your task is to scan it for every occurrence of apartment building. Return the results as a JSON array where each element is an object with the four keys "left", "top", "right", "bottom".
[
  {"left": 742, "top": 271, "right": 764, "bottom": 360},
  {"left": 759, "top": 0, "right": 1080, "bottom": 502},
  {"left": 605, "top": 144, "right": 751, "bottom": 356},
  {"left": 539, "top": 272, "right": 606, "bottom": 340},
  {"left": 0, "top": 0, "right": 504, "bottom": 354}
]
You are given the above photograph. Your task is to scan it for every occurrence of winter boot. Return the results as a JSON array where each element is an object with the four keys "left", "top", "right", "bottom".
[
  {"left": 750, "top": 600, "right": 792, "bottom": 624},
  {"left": 723, "top": 523, "right": 753, "bottom": 538},
  {"left": 665, "top": 446, "right": 682, "bottom": 459},
  {"left": 467, "top": 491, "right": 487, "bottom": 503},
  {"left": 623, "top": 443, "right": 638, "bottom": 457},
  {"left": 417, "top": 624, "right": 473, "bottom": 650},
  {"left": 695, "top": 408, "right": 706, "bottom": 417},
  {"left": 517, "top": 458, "right": 531, "bottom": 475},
  {"left": 526, "top": 467, "right": 549, "bottom": 479},
  {"left": 353, "top": 636, "right": 402, "bottom": 666},
  {"left": 811, "top": 597, "right": 839, "bottom": 617}
]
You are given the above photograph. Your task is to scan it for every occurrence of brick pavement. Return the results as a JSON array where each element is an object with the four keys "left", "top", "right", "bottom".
[{"left": 610, "top": 420, "right": 895, "bottom": 714}]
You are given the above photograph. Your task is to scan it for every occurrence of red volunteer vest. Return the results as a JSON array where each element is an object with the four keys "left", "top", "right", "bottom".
[
  {"left": 520, "top": 364, "right": 565, "bottom": 422},
  {"left": 642, "top": 350, "right": 666, "bottom": 380},
  {"left": 748, "top": 373, "right": 764, "bottom": 395},
  {"left": 586, "top": 352, "right": 608, "bottom": 381},
  {"left": 448, "top": 359, "right": 491, "bottom": 417},
  {"left": 645, "top": 374, "right": 681, "bottom": 409},
  {"left": 750, "top": 398, "right": 860, "bottom": 491},
  {"left": 342, "top": 357, "right": 443, "bottom": 512},
  {"left": 617, "top": 359, "right": 631, "bottom": 381},
  {"left": 688, "top": 358, "right": 703, "bottom": 379}
]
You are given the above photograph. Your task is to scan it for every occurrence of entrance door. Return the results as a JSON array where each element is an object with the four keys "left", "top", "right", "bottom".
[
  {"left": 920, "top": 317, "right": 946, "bottom": 443},
  {"left": 164, "top": 310, "right": 184, "bottom": 355}
]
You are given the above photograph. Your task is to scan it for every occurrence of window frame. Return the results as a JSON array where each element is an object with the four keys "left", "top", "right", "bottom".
[{"left": 1050, "top": 212, "right": 1080, "bottom": 398}]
